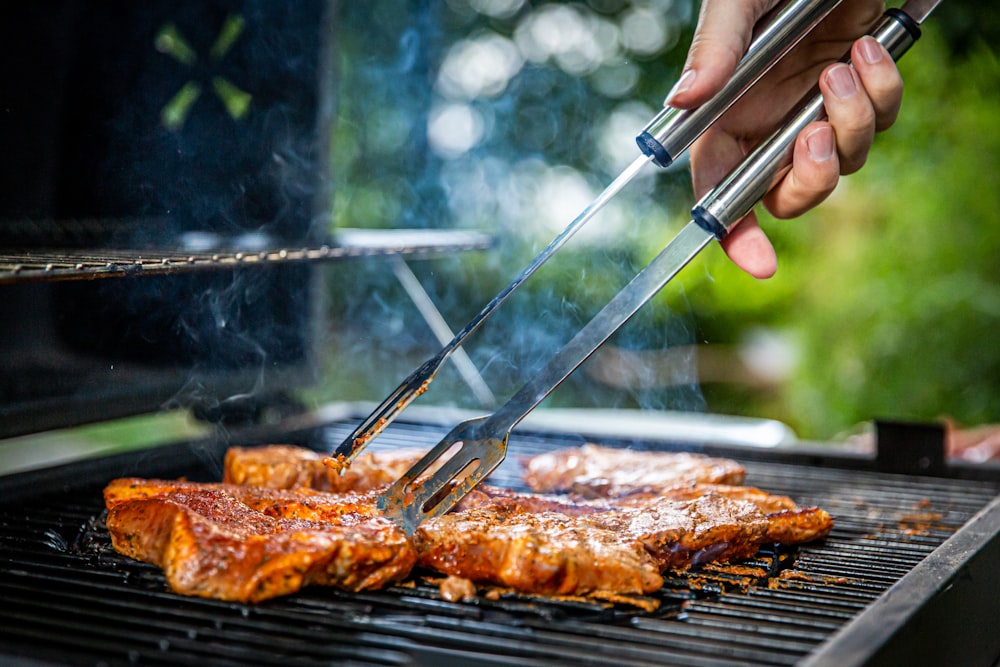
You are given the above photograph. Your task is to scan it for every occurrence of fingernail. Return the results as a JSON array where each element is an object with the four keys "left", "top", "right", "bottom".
[
  {"left": 826, "top": 64, "right": 857, "bottom": 99},
  {"left": 859, "top": 36, "right": 883, "bottom": 65},
  {"left": 806, "top": 126, "right": 835, "bottom": 162},
  {"left": 666, "top": 69, "right": 696, "bottom": 104}
]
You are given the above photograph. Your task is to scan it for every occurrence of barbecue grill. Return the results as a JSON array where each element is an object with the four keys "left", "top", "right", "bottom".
[
  {"left": 3, "top": 1, "right": 1000, "bottom": 666},
  {"left": 2, "top": 413, "right": 1000, "bottom": 666}
]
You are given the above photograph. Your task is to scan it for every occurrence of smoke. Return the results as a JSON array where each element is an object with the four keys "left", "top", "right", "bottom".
[{"left": 322, "top": 0, "right": 709, "bottom": 416}]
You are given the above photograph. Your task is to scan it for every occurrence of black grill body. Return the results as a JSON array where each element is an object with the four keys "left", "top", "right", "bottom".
[
  {"left": 0, "top": 0, "right": 491, "bottom": 439},
  {"left": 2, "top": 416, "right": 999, "bottom": 667}
]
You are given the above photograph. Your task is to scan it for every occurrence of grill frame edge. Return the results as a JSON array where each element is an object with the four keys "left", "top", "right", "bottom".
[{"left": 801, "top": 494, "right": 1000, "bottom": 667}]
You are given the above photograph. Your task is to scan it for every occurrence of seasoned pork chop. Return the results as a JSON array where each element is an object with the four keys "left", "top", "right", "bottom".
[
  {"left": 414, "top": 504, "right": 665, "bottom": 596},
  {"left": 474, "top": 484, "right": 830, "bottom": 548},
  {"left": 414, "top": 491, "right": 768, "bottom": 596},
  {"left": 613, "top": 485, "right": 833, "bottom": 544},
  {"left": 522, "top": 444, "right": 746, "bottom": 497},
  {"left": 104, "top": 478, "right": 415, "bottom": 602},
  {"left": 223, "top": 445, "right": 426, "bottom": 492},
  {"left": 104, "top": 444, "right": 832, "bottom": 603}
]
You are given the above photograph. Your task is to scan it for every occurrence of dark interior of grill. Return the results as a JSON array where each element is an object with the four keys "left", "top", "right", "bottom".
[
  {"left": 0, "top": 0, "right": 337, "bottom": 438},
  {"left": 3, "top": 418, "right": 999, "bottom": 667},
  {"left": 0, "top": 0, "right": 492, "bottom": 439}
]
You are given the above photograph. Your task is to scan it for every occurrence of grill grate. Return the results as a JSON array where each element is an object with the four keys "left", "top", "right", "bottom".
[
  {"left": 0, "top": 229, "right": 492, "bottom": 284},
  {"left": 1, "top": 419, "right": 998, "bottom": 666}
]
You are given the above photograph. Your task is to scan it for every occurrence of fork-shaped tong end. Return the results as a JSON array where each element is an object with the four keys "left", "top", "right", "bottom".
[{"left": 378, "top": 417, "right": 509, "bottom": 534}]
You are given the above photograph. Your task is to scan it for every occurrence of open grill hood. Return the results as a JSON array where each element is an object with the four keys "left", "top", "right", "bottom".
[{"left": 2, "top": 414, "right": 999, "bottom": 666}]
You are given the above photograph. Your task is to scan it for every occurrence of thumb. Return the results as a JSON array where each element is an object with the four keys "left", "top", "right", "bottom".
[{"left": 667, "top": 0, "right": 779, "bottom": 109}]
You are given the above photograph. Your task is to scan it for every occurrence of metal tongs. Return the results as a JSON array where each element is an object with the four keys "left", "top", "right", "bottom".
[
  {"left": 334, "top": 0, "right": 844, "bottom": 464},
  {"left": 370, "top": 0, "right": 939, "bottom": 533}
]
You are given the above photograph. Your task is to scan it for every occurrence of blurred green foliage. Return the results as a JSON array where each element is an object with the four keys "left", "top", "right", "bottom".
[
  {"left": 781, "top": 31, "right": 1000, "bottom": 436},
  {"left": 682, "top": 25, "right": 1000, "bottom": 438},
  {"left": 320, "top": 1, "right": 1000, "bottom": 441}
]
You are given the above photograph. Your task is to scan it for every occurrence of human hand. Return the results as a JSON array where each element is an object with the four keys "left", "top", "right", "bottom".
[
  {"left": 945, "top": 419, "right": 1000, "bottom": 462},
  {"left": 669, "top": 0, "right": 904, "bottom": 278}
]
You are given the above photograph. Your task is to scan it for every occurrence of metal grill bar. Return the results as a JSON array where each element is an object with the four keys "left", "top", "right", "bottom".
[{"left": 0, "top": 229, "right": 492, "bottom": 284}]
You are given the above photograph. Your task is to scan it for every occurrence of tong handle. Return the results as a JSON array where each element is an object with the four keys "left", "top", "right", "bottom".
[
  {"left": 338, "top": 0, "right": 844, "bottom": 461},
  {"left": 638, "top": 0, "right": 843, "bottom": 168},
  {"left": 691, "top": 8, "right": 922, "bottom": 238}
]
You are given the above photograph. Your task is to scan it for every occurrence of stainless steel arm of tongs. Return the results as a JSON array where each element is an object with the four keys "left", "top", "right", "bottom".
[
  {"left": 379, "top": 0, "right": 935, "bottom": 534},
  {"left": 334, "top": 0, "right": 845, "bottom": 464}
]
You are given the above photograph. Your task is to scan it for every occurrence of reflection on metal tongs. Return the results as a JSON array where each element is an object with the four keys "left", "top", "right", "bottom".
[
  {"left": 334, "top": 0, "right": 846, "bottom": 466},
  {"left": 379, "top": 0, "right": 942, "bottom": 533}
]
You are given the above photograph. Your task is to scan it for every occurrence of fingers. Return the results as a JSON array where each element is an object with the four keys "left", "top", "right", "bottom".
[
  {"left": 720, "top": 213, "right": 779, "bottom": 279},
  {"left": 818, "top": 36, "right": 902, "bottom": 176},
  {"left": 820, "top": 63, "right": 874, "bottom": 175},
  {"left": 763, "top": 37, "right": 902, "bottom": 219},
  {"left": 667, "top": 0, "right": 779, "bottom": 108},
  {"left": 762, "top": 121, "right": 840, "bottom": 219},
  {"left": 690, "top": 126, "right": 778, "bottom": 279},
  {"left": 723, "top": 122, "right": 838, "bottom": 275},
  {"left": 851, "top": 36, "right": 904, "bottom": 131}
]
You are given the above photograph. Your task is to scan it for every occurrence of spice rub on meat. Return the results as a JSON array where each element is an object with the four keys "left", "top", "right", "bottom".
[
  {"left": 613, "top": 485, "right": 834, "bottom": 544},
  {"left": 415, "top": 491, "right": 768, "bottom": 597},
  {"left": 470, "top": 484, "right": 830, "bottom": 550},
  {"left": 522, "top": 444, "right": 746, "bottom": 497},
  {"left": 104, "top": 443, "right": 833, "bottom": 603},
  {"left": 103, "top": 478, "right": 416, "bottom": 603},
  {"left": 223, "top": 445, "right": 426, "bottom": 492},
  {"left": 522, "top": 445, "right": 832, "bottom": 545}
]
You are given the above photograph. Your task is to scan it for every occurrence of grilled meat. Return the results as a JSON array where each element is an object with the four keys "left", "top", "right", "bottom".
[
  {"left": 226, "top": 444, "right": 830, "bottom": 545},
  {"left": 522, "top": 444, "right": 746, "bottom": 497},
  {"left": 104, "top": 444, "right": 832, "bottom": 603},
  {"left": 414, "top": 491, "right": 769, "bottom": 595},
  {"left": 581, "top": 494, "right": 768, "bottom": 568},
  {"left": 223, "top": 445, "right": 425, "bottom": 492},
  {"left": 413, "top": 502, "right": 666, "bottom": 596},
  {"left": 519, "top": 446, "right": 831, "bottom": 545},
  {"left": 438, "top": 575, "right": 477, "bottom": 602},
  {"left": 613, "top": 485, "right": 834, "bottom": 544},
  {"left": 104, "top": 478, "right": 771, "bottom": 600},
  {"left": 474, "top": 485, "right": 831, "bottom": 547},
  {"left": 104, "top": 478, "right": 416, "bottom": 602}
]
